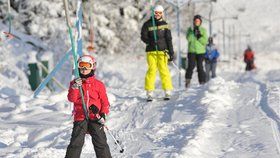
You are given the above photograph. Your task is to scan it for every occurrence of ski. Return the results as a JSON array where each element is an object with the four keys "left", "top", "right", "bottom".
[
  {"left": 63, "top": 0, "right": 89, "bottom": 120},
  {"left": 149, "top": 0, "right": 158, "bottom": 51}
]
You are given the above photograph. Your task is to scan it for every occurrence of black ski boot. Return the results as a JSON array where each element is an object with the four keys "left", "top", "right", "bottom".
[
  {"left": 185, "top": 79, "right": 191, "bottom": 88},
  {"left": 146, "top": 91, "right": 153, "bottom": 102},
  {"left": 163, "top": 91, "right": 171, "bottom": 101}
]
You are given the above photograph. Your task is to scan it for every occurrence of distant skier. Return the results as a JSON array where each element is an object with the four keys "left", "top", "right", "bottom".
[
  {"left": 141, "top": 5, "right": 174, "bottom": 101},
  {"left": 0, "top": 31, "right": 13, "bottom": 43},
  {"left": 205, "top": 37, "right": 220, "bottom": 82},
  {"left": 243, "top": 45, "right": 256, "bottom": 71},
  {"left": 185, "top": 15, "right": 208, "bottom": 88},
  {"left": 65, "top": 55, "right": 112, "bottom": 158}
]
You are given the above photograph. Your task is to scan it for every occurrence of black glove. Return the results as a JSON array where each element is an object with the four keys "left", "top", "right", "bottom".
[
  {"left": 89, "top": 105, "right": 106, "bottom": 125},
  {"left": 89, "top": 105, "right": 99, "bottom": 114},
  {"left": 194, "top": 26, "right": 202, "bottom": 39},
  {"left": 164, "top": 50, "right": 174, "bottom": 62},
  {"left": 98, "top": 113, "right": 106, "bottom": 125},
  {"left": 168, "top": 54, "right": 174, "bottom": 62}
]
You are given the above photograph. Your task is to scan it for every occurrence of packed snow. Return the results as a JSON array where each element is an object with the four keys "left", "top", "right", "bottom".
[{"left": 1, "top": 0, "right": 280, "bottom": 158}]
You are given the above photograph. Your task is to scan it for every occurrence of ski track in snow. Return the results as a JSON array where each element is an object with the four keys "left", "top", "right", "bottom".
[
  {"left": 108, "top": 87, "right": 208, "bottom": 157},
  {"left": 235, "top": 72, "right": 280, "bottom": 155}
]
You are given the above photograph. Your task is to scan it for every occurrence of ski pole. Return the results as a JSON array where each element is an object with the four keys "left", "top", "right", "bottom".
[
  {"left": 171, "top": 61, "right": 181, "bottom": 72},
  {"left": 63, "top": 0, "right": 89, "bottom": 120},
  {"left": 89, "top": 105, "right": 125, "bottom": 153},
  {"left": 104, "top": 126, "right": 124, "bottom": 153}
]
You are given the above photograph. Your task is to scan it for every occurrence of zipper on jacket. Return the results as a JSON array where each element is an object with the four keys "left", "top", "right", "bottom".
[{"left": 86, "top": 90, "right": 89, "bottom": 109}]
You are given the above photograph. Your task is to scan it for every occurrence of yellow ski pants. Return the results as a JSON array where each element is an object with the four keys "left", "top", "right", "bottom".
[{"left": 145, "top": 51, "right": 173, "bottom": 91}]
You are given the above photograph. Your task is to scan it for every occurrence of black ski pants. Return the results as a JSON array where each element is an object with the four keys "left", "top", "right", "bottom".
[
  {"left": 245, "top": 60, "right": 254, "bottom": 71},
  {"left": 185, "top": 53, "right": 206, "bottom": 83},
  {"left": 65, "top": 120, "right": 112, "bottom": 158}
]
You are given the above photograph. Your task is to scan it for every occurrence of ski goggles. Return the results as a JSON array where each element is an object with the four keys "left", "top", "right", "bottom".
[
  {"left": 154, "top": 11, "right": 163, "bottom": 15},
  {"left": 78, "top": 61, "right": 94, "bottom": 70}
]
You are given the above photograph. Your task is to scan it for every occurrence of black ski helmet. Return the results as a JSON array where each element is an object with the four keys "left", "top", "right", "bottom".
[{"left": 193, "top": 14, "right": 202, "bottom": 22}]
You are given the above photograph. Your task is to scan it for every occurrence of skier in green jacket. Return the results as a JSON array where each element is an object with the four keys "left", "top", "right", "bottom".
[{"left": 185, "top": 15, "right": 208, "bottom": 87}]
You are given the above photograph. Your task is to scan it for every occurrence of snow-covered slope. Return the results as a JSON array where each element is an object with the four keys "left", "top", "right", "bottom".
[
  {"left": 1, "top": 0, "right": 280, "bottom": 158},
  {"left": 1, "top": 50, "right": 280, "bottom": 157}
]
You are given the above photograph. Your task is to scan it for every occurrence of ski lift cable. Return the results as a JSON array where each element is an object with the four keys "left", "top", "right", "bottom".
[
  {"left": 85, "top": 0, "right": 95, "bottom": 53},
  {"left": 89, "top": 11, "right": 94, "bottom": 49},
  {"left": 7, "top": 0, "right": 12, "bottom": 33},
  {"left": 216, "top": 3, "right": 246, "bottom": 35},
  {"left": 75, "top": 0, "right": 83, "bottom": 56}
]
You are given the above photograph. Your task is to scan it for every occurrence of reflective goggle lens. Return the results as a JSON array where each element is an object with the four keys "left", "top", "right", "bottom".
[
  {"left": 78, "top": 62, "right": 92, "bottom": 69},
  {"left": 155, "top": 11, "right": 162, "bottom": 15}
]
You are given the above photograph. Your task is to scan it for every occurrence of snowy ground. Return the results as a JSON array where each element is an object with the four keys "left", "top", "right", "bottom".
[
  {"left": 1, "top": 0, "right": 280, "bottom": 157},
  {"left": 1, "top": 42, "right": 280, "bottom": 157}
]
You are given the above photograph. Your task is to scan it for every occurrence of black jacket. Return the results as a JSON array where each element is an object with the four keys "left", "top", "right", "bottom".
[{"left": 141, "top": 18, "right": 174, "bottom": 57}]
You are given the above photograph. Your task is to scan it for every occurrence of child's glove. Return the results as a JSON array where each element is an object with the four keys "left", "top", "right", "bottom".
[
  {"left": 71, "top": 77, "right": 82, "bottom": 89},
  {"left": 98, "top": 113, "right": 106, "bottom": 125}
]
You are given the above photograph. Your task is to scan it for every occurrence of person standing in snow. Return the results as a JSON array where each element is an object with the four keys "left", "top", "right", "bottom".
[
  {"left": 205, "top": 37, "right": 220, "bottom": 82},
  {"left": 65, "top": 55, "right": 112, "bottom": 158},
  {"left": 243, "top": 45, "right": 256, "bottom": 71},
  {"left": 0, "top": 31, "right": 13, "bottom": 43},
  {"left": 185, "top": 15, "right": 208, "bottom": 87},
  {"left": 141, "top": 5, "right": 174, "bottom": 101}
]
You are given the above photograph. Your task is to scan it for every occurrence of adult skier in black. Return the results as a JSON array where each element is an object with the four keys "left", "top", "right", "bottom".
[{"left": 141, "top": 5, "right": 174, "bottom": 101}]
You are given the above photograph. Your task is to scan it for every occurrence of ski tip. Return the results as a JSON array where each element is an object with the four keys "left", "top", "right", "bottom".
[{"left": 120, "top": 149, "right": 124, "bottom": 153}]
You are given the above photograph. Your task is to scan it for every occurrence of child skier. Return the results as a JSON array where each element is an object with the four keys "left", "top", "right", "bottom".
[
  {"left": 205, "top": 37, "right": 220, "bottom": 82},
  {"left": 65, "top": 55, "right": 112, "bottom": 158}
]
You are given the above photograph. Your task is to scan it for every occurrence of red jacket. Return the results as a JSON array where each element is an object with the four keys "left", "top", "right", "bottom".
[
  {"left": 68, "top": 76, "right": 110, "bottom": 121},
  {"left": 244, "top": 50, "right": 254, "bottom": 62}
]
